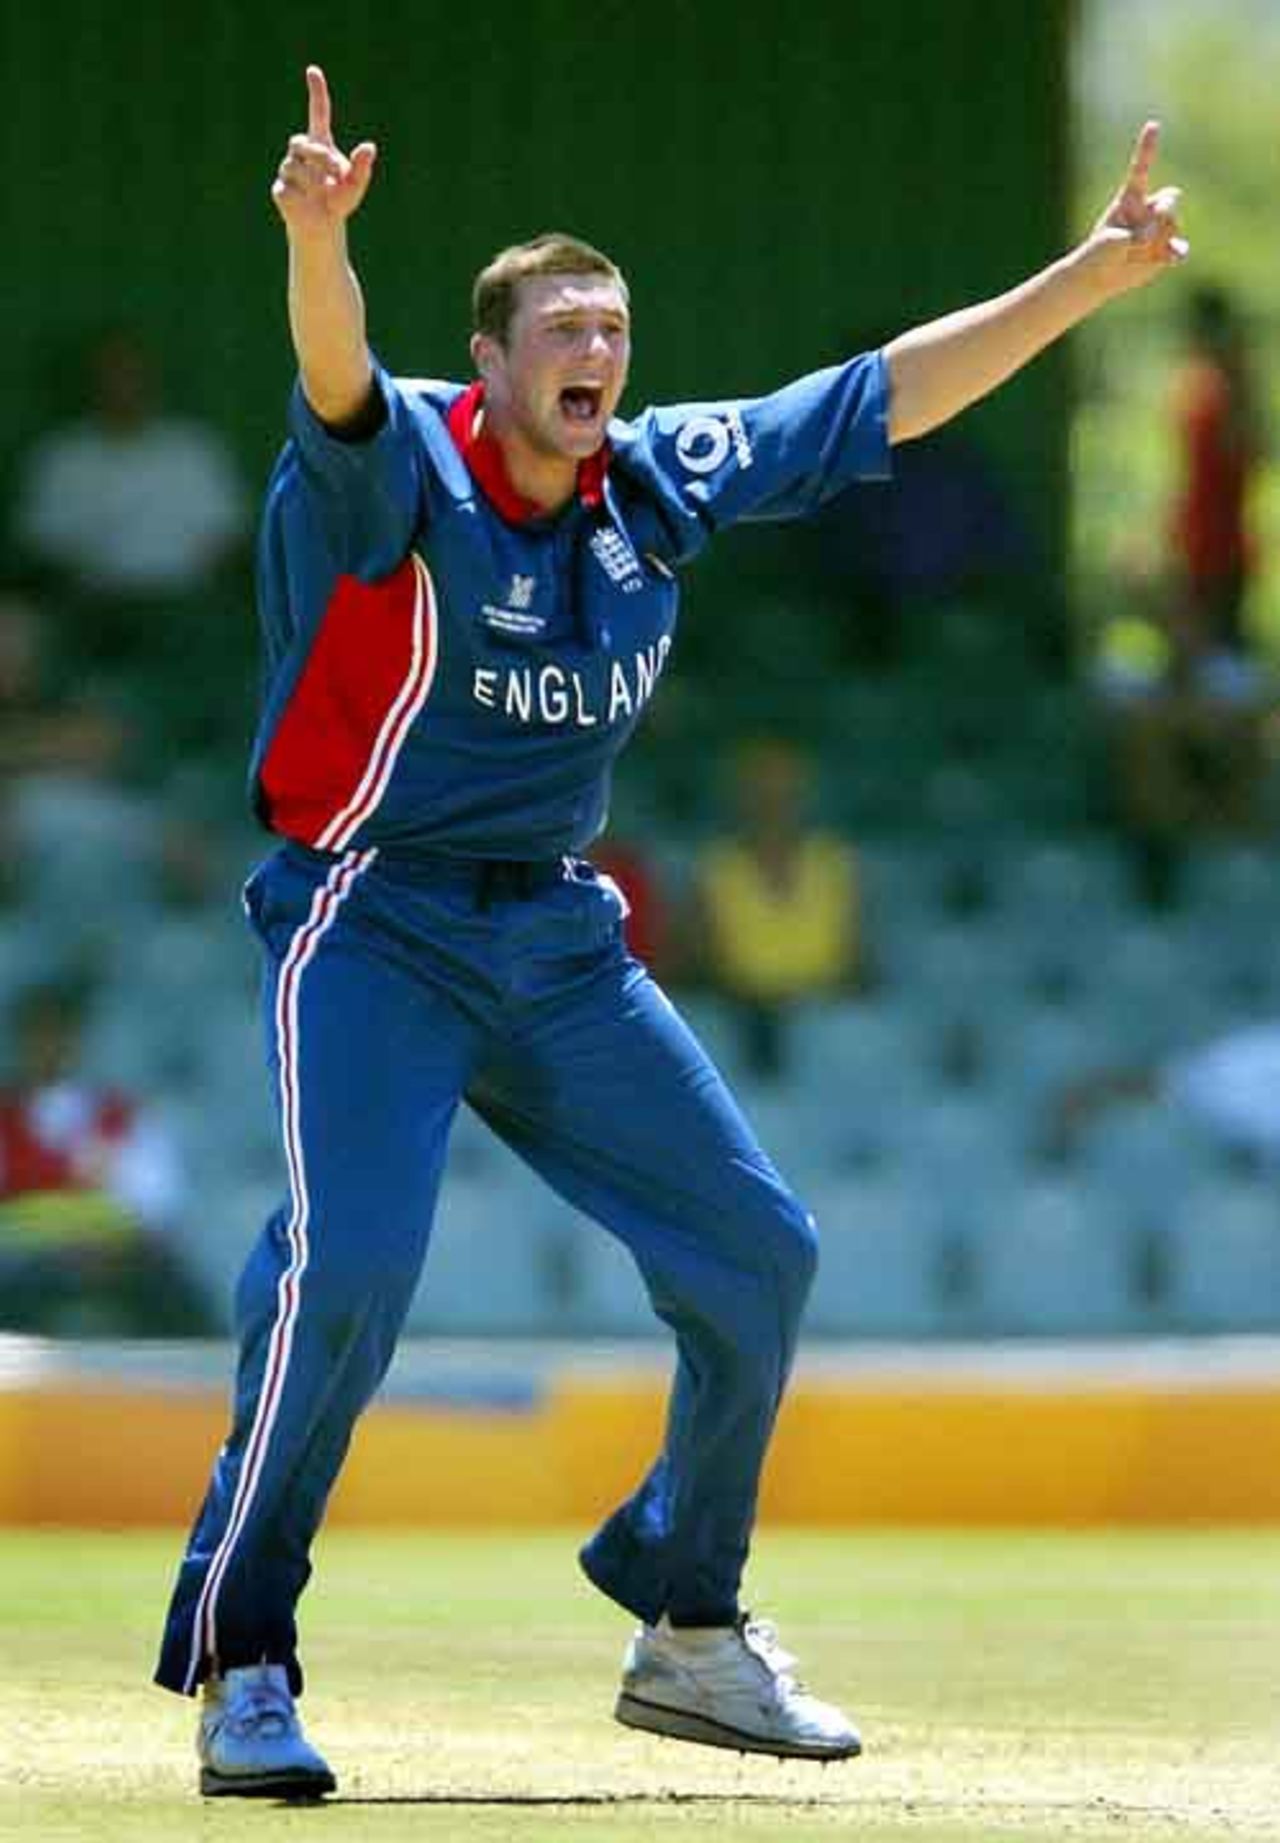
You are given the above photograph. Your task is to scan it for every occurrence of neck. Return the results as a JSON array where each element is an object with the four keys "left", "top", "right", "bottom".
[{"left": 480, "top": 404, "right": 579, "bottom": 515}]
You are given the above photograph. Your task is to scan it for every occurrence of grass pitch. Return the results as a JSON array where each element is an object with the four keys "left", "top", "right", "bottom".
[{"left": 2, "top": 1528, "right": 1277, "bottom": 1842}]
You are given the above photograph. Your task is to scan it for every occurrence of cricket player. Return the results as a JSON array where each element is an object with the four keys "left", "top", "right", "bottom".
[{"left": 156, "top": 65, "right": 1186, "bottom": 1798}]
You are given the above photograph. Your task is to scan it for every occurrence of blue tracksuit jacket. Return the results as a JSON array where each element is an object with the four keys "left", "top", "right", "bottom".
[{"left": 250, "top": 354, "right": 891, "bottom": 860}]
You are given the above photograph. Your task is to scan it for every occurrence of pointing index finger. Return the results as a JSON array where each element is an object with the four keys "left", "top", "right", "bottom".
[
  {"left": 306, "top": 64, "right": 333, "bottom": 145},
  {"left": 1126, "top": 118, "right": 1160, "bottom": 191}
]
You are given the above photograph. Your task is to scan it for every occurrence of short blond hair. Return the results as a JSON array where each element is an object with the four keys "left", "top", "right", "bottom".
[{"left": 472, "top": 233, "right": 628, "bottom": 347}]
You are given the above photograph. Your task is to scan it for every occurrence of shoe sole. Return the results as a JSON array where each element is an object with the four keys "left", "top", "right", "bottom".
[
  {"left": 615, "top": 1691, "right": 861, "bottom": 1761},
  {"left": 199, "top": 1767, "right": 337, "bottom": 1800}
]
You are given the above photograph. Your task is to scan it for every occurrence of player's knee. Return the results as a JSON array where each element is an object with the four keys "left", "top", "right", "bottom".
[
  {"left": 721, "top": 1184, "right": 817, "bottom": 1328},
  {"left": 769, "top": 1189, "right": 819, "bottom": 1303},
  {"left": 236, "top": 1203, "right": 423, "bottom": 1337},
  {"left": 308, "top": 1240, "right": 420, "bottom": 1316},
  {"left": 707, "top": 1191, "right": 815, "bottom": 1364}
]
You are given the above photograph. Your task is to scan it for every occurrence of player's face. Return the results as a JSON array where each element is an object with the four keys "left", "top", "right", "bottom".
[{"left": 479, "top": 273, "right": 631, "bottom": 460}]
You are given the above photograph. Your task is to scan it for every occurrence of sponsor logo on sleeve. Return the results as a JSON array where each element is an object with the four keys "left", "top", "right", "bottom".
[{"left": 674, "top": 408, "right": 754, "bottom": 477}]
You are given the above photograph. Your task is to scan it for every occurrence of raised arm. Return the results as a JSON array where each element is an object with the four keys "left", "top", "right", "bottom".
[
  {"left": 885, "top": 122, "right": 1187, "bottom": 444},
  {"left": 271, "top": 65, "right": 379, "bottom": 428}
]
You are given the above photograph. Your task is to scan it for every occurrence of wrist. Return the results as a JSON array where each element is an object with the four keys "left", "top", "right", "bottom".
[
  {"left": 1063, "top": 235, "right": 1122, "bottom": 308},
  {"left": 287, "top": 220, "right": 351, "bottom": 269}
]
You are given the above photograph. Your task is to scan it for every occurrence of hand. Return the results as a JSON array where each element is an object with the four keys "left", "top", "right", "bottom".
[
  {"left": 1085, "top": 120, "right": 1189, "bottom": 298},
  {"left": 272, "top": 65, "right": 377, "bottom": 238}
]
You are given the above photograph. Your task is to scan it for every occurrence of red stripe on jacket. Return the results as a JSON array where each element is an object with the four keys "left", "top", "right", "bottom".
[{"left": 259, "top": 555, "right": 432, "bottom": 847}]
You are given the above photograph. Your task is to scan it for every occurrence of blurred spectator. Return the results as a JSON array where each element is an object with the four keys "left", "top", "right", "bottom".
[
  {"left": 0, "top": 584, "right": 127, "bottom": 780},
  {"left": 1089, "top": 286, "right": 1270, "bottom": 910},
  {"left": 1090, "top": 591, "right": 1270, "bottom": 907},
  {"left": 1046, "top": 1015, "right": 1280, "bottom": 1172},
  {"left": 0, "top": 586, "right": 154, "bottom": 945},
  {"left": 1169, "top": 284, "right": 1265, "bottom": 658},
  {"left": 11, "top": 324, "right": 249, "bottom": 617},
  {"left": 0, "top": 980, "right": 211, "bottom": 1336},
  {"left": 765, "top": 326, "right": 1040, "bottom": 671},
  {"left": 592, "top": 834, "right": 672, "bottom": 973},
  {"left": 807, "top": 426, "right": 1039, "bottom": 661},
  {"left": 689, "top": 740, "right": 869, "bottom": 1078},
  {"left": 9, "top": 326, "right": 253, "bottom": 772}
]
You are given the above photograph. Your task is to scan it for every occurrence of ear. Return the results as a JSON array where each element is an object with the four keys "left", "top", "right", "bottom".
[{"left": 471, "top": 331, "right": 498, "bottom": 380}]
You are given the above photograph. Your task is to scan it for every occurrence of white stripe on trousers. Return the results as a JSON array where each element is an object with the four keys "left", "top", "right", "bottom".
[{"left": 182, "top": 845, "right": 377, "bottom": 1692}]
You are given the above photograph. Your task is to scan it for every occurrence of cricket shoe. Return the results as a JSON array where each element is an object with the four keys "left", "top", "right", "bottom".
[
  {"left": 615, "top": 1613, "right": 861, "bottom": 1761},
  {"left": 198, "top": 1662, "right": 336, "bottom": 1799}
]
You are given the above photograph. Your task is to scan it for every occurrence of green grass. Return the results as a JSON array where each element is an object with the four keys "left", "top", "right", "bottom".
[{"left": 2, "top": 1529, "right": 1278, "bottom": 1842}]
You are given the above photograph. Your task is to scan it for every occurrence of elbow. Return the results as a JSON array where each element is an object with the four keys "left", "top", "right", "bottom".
[
  {"left": 883, "top": 350, "right": 926, "bottom": 445},
  {"left": 301, "top": 364, "right": 380, "bottom": 437},
  {"left": 884, "top": 341, "right": 954, "bottom": 445},
  {"left": 887, "top": 398, "right": 934, "bottom": 446}
]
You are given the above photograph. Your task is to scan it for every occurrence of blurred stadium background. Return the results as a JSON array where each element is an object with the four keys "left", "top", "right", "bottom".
[{"left": 1, "top": 0, "right": 1279, "bottom": 1533}]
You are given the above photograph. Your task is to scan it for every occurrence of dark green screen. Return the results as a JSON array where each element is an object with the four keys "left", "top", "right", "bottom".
[{"left": 2, "top": 0, "right": 1070, "bottom": 557}]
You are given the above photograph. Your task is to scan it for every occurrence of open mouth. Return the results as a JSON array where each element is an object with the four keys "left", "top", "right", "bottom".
[{"left": 560, "top": 385, "right": 604, "bottom": 424}]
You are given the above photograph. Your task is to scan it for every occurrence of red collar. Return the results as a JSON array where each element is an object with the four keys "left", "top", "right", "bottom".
[{"left": 446, "top": 381, "right": 609, "bottom": 523}]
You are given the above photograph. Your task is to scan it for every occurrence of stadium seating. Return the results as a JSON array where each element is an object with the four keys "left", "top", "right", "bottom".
[
  {"left": 1167, "top": 1177, "right": 1280, "bottom": 1332},
  {"left": 4, "top": 807, "right": 1278, "bottom": 1342}
]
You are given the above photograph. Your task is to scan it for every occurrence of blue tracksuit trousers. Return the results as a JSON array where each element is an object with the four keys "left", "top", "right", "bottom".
[{"left": 155, "top": 842, "right": 817, "bottom": 1695}]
